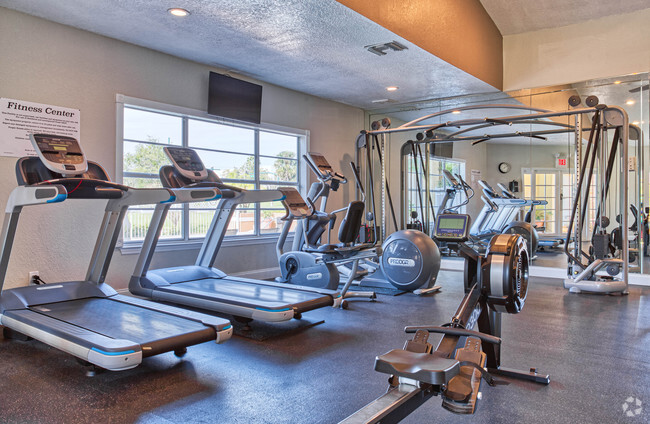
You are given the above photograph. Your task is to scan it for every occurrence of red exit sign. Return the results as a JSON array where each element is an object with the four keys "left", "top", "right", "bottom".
[{"left": 556, "top": 157, "right": 568, "bottom": 168}]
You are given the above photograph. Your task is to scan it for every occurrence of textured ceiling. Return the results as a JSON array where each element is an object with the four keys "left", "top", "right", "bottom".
[
  {"left": 0, "top": 0, "right": 498, "bottom": 110},
  {"left": 480, "top": 0, "right": 650, "bottom": 35}
]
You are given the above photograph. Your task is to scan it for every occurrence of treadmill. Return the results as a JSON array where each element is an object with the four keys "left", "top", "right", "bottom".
[
  {"left": 496, "top": 183, "right": 563, "bottom": 249},
  {"left": 0, "top": 134, "right": 233, "bottom": 372},
  {"left": 129, "top": 146, "right": 341, "bottom": 323}
]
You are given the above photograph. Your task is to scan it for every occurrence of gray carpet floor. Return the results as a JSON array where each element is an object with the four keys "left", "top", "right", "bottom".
[{"left": 1, "top": 271, "right": 648, "bottom": 423}]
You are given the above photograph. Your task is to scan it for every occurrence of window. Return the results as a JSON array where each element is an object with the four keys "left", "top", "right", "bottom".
[
  {"left": 522, "top": 169, "right": 596, "bottom": 237},
  {"left": 118, "top": 96, "right": 305, "bottom": 245},
  {"left": 405, "top": 155, "right": 466, "bottom": 226}
]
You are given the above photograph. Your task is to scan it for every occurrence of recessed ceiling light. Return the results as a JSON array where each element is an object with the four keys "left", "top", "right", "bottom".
[
  {"left": 386, "top": 86, "right": 398, "bottom": 92},
  {"left": 168, "top": 8, "right": 190, "bottom": 17},
  {"left": 626, "top": 100, "right": 635, "bottom": 105},
  {"left": 452, "top": 110, "right": 461, "bottom": 114},
  {"left": 614, "top": 80, "right": 622, "bottom": 84}
]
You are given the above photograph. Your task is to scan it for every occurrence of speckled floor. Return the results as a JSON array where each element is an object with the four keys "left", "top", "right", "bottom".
[{"left": 1, "top": 272, "right": 648, "bottom": 423}]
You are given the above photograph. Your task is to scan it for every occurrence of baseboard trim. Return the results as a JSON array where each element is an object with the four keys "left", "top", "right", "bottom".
[{"left": 231, "top": 267, "right": 280, "bottom": 281}]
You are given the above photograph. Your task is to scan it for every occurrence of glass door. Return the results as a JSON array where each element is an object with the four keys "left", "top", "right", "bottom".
[{"left": 524, "top": 168, "right": 597, "bottom": 238}]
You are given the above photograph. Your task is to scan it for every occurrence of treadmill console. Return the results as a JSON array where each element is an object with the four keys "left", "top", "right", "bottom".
[
  {"left": 164, "top": 147, "right": 208, "bottom": 181},
  {"left": 278, "top": 187, "right": 312, "bottom": 219},
  {"left": 435, "top": 213, "right": 471, "bottom": 242},
  {"left": 29, "top": 134, "right": 87, "bottom": 176}
]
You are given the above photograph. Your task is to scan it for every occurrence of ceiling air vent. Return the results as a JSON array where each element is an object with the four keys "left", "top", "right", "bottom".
[{"left": 365, "top": 41, "right": 408, "bottom": 56}]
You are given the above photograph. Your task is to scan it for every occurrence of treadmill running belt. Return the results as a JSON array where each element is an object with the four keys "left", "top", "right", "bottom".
[
  {"left": 30, "top": 298, "right": 209, "bottom": 344},
  {"left": 160, "top": 278, "right": 328, "bottom": 310}
]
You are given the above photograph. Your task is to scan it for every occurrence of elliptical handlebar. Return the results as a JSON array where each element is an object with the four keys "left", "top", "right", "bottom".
[
  {"left": 348, "top": 161, "right": 365, "bottom": 201},
  {"left": 440, "top": 171, "right": 474, "bottom": 213}
]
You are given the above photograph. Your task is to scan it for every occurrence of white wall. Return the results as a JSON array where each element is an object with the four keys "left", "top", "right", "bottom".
[
  {"left": 0, "top": 8, "right": 364, "bottom": 290},
  {"left": 503, "top": 8, "right": 650, "bottom": 90}
]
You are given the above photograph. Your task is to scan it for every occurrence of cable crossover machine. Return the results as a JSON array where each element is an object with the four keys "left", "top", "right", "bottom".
[{"left": 355, "top": 102, "right": 639, "bottom": 295}]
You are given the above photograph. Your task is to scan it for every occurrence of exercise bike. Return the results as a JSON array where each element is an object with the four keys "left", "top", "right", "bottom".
[
  {"left": 276, "top": 152, "right": 440, "bottom": 298},
  {"left": 340, "top": 213, "right": 549, "bottom": 423}
]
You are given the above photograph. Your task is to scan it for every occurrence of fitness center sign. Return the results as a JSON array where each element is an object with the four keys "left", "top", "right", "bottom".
[{"left": 0, "top": 97, "right": 80, "bottom": 157}]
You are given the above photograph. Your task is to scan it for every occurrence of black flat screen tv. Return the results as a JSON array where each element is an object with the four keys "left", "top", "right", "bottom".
[{"left": 207, "top": 72, "right": 262, "bottom": 124}]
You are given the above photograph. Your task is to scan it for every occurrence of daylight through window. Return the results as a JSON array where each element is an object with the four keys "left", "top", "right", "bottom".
[{"left": 120, "top": 104, "right": 303, "bottom": 244}]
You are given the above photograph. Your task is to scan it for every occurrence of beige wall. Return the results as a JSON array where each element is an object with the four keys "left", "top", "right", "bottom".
[
  {"left": 378, "top": 126, "right": 487, "bottom": 232},
  {"left": 0, "top": 8, "right": 364, "bottom": 290},
  {"left": 338, "top": 0, "right": 503, "bottom": 89},
  {"left": 484, "top": 143, "right": 567, "bottom": 189},
  {"left": 503, "top": 8, "right": 650, "bottom": 90}
]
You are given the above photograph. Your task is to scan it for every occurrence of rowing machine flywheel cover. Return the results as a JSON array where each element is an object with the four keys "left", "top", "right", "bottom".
[{"left": 480, "top": 234, "right": 529, "bottom": 314}]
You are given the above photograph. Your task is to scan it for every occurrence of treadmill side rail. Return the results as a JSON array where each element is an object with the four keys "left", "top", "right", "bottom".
[
  {"left": 105, "top": 187, "right": 177, "bottom": 209},
  {"left": 215, "top": 325, "right": 234, "bottom": 343}
]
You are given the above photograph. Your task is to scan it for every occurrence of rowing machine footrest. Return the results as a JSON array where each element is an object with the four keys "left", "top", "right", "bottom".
[
  {"left": 442, "top": 337, "right": 486, "bottom": 414},
  {"left": 403, "top": 329, "right": 431, "bottom": 353},
  {"left": 374, "top": 350, "right": 460, "bottom": 385}
]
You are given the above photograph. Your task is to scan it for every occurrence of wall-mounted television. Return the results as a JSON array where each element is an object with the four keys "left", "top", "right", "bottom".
[
  {"left": 207, "top": 72, "right": 262, "bottom": 124},
  {"left": 433, "top": 142, "right": 453, "bottom": 158}
]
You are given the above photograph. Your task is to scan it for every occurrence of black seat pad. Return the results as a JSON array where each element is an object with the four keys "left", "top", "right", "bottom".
[{"left": 374, "top": 349, "right": 460, "bottom": 385}]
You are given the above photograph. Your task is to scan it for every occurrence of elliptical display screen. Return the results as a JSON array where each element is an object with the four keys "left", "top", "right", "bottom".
[
  {"left": 435, "top": 214, "right": 470, "bottom": 241},
  {"left": 164, "top": 147, "right": 208, "bottom": 181},
  {"left": 30, "top": 134, "right": 87, "bottom": 176}
]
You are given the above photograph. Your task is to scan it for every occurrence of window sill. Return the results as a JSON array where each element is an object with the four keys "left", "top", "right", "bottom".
[{"left": 119, "top": 234, "right": 293, "bottom": 255}]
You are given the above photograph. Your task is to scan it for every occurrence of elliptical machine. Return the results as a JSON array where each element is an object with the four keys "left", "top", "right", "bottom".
[{"left": 276, "top": 152, "right": 441, "bottom": 296}]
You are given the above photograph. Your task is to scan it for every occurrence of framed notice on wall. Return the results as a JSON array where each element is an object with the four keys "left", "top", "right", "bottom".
[{"left": 0, "top": 98, "right": 80, "bottom": 157}]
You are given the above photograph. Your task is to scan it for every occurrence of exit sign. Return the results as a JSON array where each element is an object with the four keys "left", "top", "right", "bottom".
[{"left": 556, "top": 157, "right": 568, "bottom": 169}]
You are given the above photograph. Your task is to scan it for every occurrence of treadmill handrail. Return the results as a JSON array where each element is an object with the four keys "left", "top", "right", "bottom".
[
  {"left": 32, "top": 178, "right": 128, "bottom": 195},
  {"left": 130, "top": 187, "right": 222, "bottom": 279},
  {"left": 236, "top": 189, "right": 285, "bottom": 204},
  {"left": 167, "top": 187, "right": 222, "bottom": 203},
  {"left": 4, "top": 184, "right": 67, "bottom": 213},
  {"left": 105, "top": 187, "right": 178, "bottom": 209}
]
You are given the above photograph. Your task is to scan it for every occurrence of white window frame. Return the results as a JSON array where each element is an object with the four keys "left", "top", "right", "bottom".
[
  {"left": 522, "top": 167, "right": 597, "bottom": 237},
  {"left": 115, "top": 94, "right": 309, "bottom": 251},
  {"left": 405, "top": 155, "right": 466, "bottom": 227},
  {"left": 430, "top": 156, "right": 467, "bottom": 215}
]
